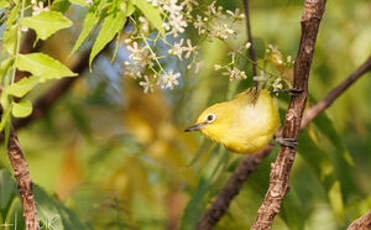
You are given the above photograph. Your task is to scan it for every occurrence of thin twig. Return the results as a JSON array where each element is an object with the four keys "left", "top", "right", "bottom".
[
  {"left": 347, "top": 210, "right": 371, "bottom": 230},
  {"left": 251, "top": 1, "right": 327, "bottom": 229},
  {"left": 301, "top": 55, "right": 371, "bottom": 128},
  {"left": 8, "top": 128, "right": 40, "bottom": 230},
  {"left": 242, "top": 0, "right": 257, "bottom": 79}
]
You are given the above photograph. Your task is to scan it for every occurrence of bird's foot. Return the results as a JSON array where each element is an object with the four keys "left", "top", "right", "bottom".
[
  {"left": 275, "top": 137, "right": 297, "bottom": 148},
  {"left": 274, "top": 88, "right": 303, "bottom": 96}
]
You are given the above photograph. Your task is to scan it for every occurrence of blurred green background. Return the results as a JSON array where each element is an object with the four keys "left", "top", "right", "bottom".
[{"left": 1, "top": 0, "right": 371, "bottom": 229}]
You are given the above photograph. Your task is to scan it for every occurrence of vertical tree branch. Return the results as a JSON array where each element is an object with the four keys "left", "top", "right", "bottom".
[
  {"left": 243, "top": 0, "right": 257, "bottom": 78},
  {"left": 251, "top": 1, "right": 327, "bottom": 229},
  {"left": 347, "top": 210, "right": 371, "bottom": 230},
  {"left": 6, "top": 20, "right": 120, "bottom": 230},
  {"left": 193, "top": 51, "right": 371, "bottom": 229},
  {"left": 8, "top": 128, "right": 40, "bottom": 230}
]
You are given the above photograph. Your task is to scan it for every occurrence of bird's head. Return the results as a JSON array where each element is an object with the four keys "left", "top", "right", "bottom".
[{"left": 185, "top": 102, "right": 233, "bottom": 139}]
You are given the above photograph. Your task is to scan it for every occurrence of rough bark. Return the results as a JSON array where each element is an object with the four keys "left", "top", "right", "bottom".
[
  {"left": 194, "top": 53, "right": 371, "bottom": 230},
  {"left": 7, "top": 129, "right": 40, "bottom": 230},
  {"left": 251, "top": 1, "right": 327, "bottom": 229},
  {"left": 347, "top": 210, "right": 371, "bottom": 230}
]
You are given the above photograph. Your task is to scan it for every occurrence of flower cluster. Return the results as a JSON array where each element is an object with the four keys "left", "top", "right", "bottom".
[
  {"left": 193, "top": 3, "right": 245, "bottom": 40},
  {"left": 124, "top": 0, "right": 290, "bottom": 93},
  {"left": 31, "top": 0, "right": 49, "bottom": 16}
]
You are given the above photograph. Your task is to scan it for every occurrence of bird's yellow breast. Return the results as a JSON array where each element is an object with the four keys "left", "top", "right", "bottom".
[{"left": 199, "top": 89, "right": 279, "bottom": 154}]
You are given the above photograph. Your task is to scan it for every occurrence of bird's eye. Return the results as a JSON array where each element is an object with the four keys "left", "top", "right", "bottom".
[{"left": 206, "top": 114, "right": 216, "bottom": 123}]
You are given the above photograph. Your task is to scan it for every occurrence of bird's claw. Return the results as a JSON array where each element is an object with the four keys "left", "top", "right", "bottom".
[
  {"left": 275, "top": 88, "right": 303, "bottom": 96},
  {"left": 275, "top": 137, "right": 297, "bottom": 148}
]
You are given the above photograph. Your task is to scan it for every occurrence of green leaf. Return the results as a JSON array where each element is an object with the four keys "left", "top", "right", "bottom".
[
  {"left": 8, "top": 76, "right": 40, "bottom": 98},
  {"left": 34, "top": 185, "right": 89, "bottom": 230},
  {"left": 16, "top": 53, "right": 77, "bottom": 80},
  {"left": 280, "top": 186, "right": 307, "bottom": 230},
  {"left": 0, "top": 170, "right": 17, "bottom": 210},
  {"left": 69, "top": 0, "right": 90, "bottom": 7},
  {"left": 2, "top": 7, "right": 18, "bottom": 56},
  {"left": 70, "top": 9, "right": 100, "bottom": 55},
  {"left": 3, "top": 25, "right": 17, "bottom": 55},
  {"left": 312, "top": 111, "right": 354, "bottom": 166},
  {"left": 0, "top": 58, "right": 14, "bottom": 80},
  {"left": 0, "top": 0, "right": 9, "bottom": 10},
  {"left": 328, "top": 181, "right": 344, "bottom": 222},
  {"left": 179, "top": 177, "right": 211, "bottom": 230},
  {"left": 5, "top": 198, "right": 25, "bottom": 230},
  {"left": 298, "top": 130, "right": 347, "bottom": 222},
  {"left": 130, "top": 0, "right": 164, "bottom": 34},
  {"left": 21, "top": 11, "right": 73, "bottom": 40},
  {"left": 51, "top": 0, "right": 72, "bottom": 13},
  {"left": 126, "top": 1, "right": 136, "bottom": 16},
  {"left": 180, "top": 146, "right": 229, "bottom": 230},
  {"left": 12, "top": 100, "right": 33, "bottom": 118},
  {"left": 89, "top": 10, "right": 126, "bottom": 66}
]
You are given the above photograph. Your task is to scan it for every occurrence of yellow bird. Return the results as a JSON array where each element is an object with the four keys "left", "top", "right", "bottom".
[{"left": 185, "top": 88, "right": 280, "bottom": 154}]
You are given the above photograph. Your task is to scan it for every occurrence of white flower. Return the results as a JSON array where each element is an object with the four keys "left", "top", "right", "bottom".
[
  {"left": 193, "top": 15, "right": 205, "bottom": 35},
  {"left": 139, "top": 16, "right": 149, "bottom": 33},
  {"left": 168, "top": 38, "right": 184, "bottom": 59},
  {"left": 21, "top": 26, "right": 29, "bottom": 32},
  {"left": 245, "top": 42, "right": 251, "bottom": 49},
  {"left": 193, "top": 61, "right": 204, "bottom": 74},
  {"left": 147, "top": 0, "right": 160, "bottom": 7},
  {"left": 162, "top": 0, "right": 187, "bottom": 37},
  {"left": 272, "top": 77, "right": 283, "bottom": 92},
  {"left": 226, "top": 8, "right": 245, "bottom": 20},
  {"left": 32, "top": 1, "right": 49, "bottom": 16},
  {"left": 214, "top": 64, "right": 222, "bottom": 70},
  {"left": 222, "top": 66, "right": 247, "bottom": 81},
  {"left": 158, "top": 70, "right": 181, "bottom": 90},
  {"left": 253, "top": 70, "right": 268, "bottom": 82},
  {"left": 86, "top": 0, "right": 93, "bottom": 6},
  {"left": 139, "top": 76, "right": 154, "bottom": 93},
  {"left": 126, "top": 42, "right": 148, "bottom": 66},
  {"left": 267, "top": 44, "right": 282, "bottom": 55},
  {"left": 212, "top": 24, "right": 235, "bottom": 40},
  {"left": 184, "top": 39, "right": 197, "bottom": 59}
]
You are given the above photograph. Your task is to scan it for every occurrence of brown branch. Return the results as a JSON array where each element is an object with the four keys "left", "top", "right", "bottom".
[
  {"left": 251, "top": 1, "right": 326, "bottom": 229},
  {"left": 301, "top": 55, "right": 371, "bottom": 128},
  {"left": 347, "top": 210, "right": 371, "bottom": 230},
  {"left": 195, "top": 145, "right": 274, "bottom": 230},
  {"left": 243, "top": 0, "right": 257, "bottom": 78},
  {"left": 194, "top": 51, "right": 371, "bottom": 229},
  {"left": 7, "top": 22, "right": 119, "bottom": 230},
  {"left": 8, "top": 128, "right": 40, "bottom": 230}
]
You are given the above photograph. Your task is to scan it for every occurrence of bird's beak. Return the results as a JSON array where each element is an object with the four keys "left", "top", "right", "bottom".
[{"left": 184, "top": 122, "right": 207, "bottom": 132}]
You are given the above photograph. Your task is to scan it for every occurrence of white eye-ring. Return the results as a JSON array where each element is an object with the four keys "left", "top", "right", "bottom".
[{"left": 206, "top": 113, "right": 216, "bottom": 123}]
